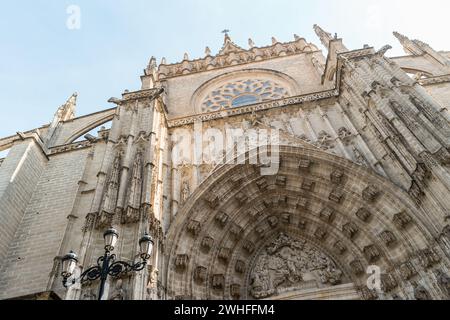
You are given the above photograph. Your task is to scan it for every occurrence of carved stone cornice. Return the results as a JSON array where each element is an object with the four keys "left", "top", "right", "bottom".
[
  {"left": 121, "top": 88, "right": 164, "bottom": 103},
  {"left": 49, "top": 140, "right": 93, "bottom": 155},
  {"left": 157, "top": 38, "right": 319, "bottom": 80},
  {"left": 167, "top": 89, "right": 339, "bottom": 127}
]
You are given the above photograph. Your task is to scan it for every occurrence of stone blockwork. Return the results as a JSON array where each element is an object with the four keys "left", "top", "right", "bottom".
[{"left": 1, "top": 26, "right": 450, "bottom": 301}]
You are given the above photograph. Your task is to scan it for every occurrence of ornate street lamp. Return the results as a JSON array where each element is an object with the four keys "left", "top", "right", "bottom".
[{"left": 61, "top": 228, "right": 154, "bottom": 300}]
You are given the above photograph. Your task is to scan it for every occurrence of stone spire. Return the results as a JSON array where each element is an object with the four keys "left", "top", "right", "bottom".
[
  {"left": 393, "top": 31, "right": 449, "bottom": 67},
  {"left": 313, "top": 24, "right": 333, "bottom": 49},
  {"left": 56, "top": 93, "right": 77, "bottom": 122},
  {"left": 183, "top": 52, "right": 189, "bottom": 61},
  {"left": 248, "top": 38, "right": 255, "bottom": 48},
  {"left": 393, "top": 32, "right": 424, "bottom": 55},
  {"left": 145, "top": 56, "right": 157, "bottom": 75},
  {"left": 205, "top": 46, "right": 211, "bottom": 56}
]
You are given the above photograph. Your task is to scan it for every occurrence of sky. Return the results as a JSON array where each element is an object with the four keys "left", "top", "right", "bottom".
[{"left": 0, "top": 0, "right": 449, "bottom": 141}]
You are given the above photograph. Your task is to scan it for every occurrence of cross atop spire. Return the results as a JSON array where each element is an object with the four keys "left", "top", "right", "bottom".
[{"left": 222, "top": 29, "right": 231, "bottom": 43}]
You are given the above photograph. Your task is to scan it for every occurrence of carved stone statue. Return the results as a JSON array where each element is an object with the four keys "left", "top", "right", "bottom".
[
  {"left": 181, "top": 181, "right": 190, "bottom": 203},
  {"left": 110, "top": 279, "right": 127, "bottom": 300},
  {"left": 249, "top": 233, "right": 343, "bottom": 299}
]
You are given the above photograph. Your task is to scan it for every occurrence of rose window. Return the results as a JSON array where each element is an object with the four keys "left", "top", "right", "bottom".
[{"left": 201, "top": 79, "right": 290, "bottom": 112}]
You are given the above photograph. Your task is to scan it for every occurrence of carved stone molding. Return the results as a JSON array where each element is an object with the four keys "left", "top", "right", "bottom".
[
  {"left": 167, "top": 90, "right": 339, "bottom": 128},
  {"left": 158, "top": 37, "right": 318, "bottom": 80}
]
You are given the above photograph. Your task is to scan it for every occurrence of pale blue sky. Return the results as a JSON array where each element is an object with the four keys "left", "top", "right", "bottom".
[{"left": 1, "top": 0, "right": 449, "bottom": 139}]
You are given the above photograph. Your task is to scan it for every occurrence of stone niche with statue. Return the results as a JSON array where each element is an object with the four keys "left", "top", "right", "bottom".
[{"left": 248, "top": 233, "right": 345, "bottom": 299}]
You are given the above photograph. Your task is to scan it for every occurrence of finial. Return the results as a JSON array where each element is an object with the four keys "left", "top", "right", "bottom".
[
  {"left": 393, "top": 31, "right": 407, "bottom": 41},
  {"left": 248, "top": 38, "right": 255, "bottom": 48},
  {"left": 205, "top": 46, "right": 211, "bottom": 56},
  {"left": 294, "top": 34, "right": 300, "bottom": 41},
  {"left": 146, "top": 56, "right": 157, "bottom": 74},
  {"left": 393, "top": 31, "right": 424, "bottom": 55},
  {"left": 55, "top": 92, "right": 77, "bottom": 122},
  {"left": 271, "top": 37, "right": 278, "bottom": 45},
  {"left": 160, "top": 57, "right": 167, "bottom": 65},
  {"left": 313, "top": 24, "right": 333, "bottom": 48},
  {"left": 183, "top": 52, "right": 189, "bottom": 61}
]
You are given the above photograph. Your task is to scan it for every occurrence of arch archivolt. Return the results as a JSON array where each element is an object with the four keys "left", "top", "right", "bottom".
[{"left": 165, "top": 146, "right": 448, "bottom": 300}]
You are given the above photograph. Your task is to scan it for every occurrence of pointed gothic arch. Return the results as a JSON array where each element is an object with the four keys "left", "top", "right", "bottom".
[{"left": 164, "top": 145, "right": 446, "bottom": 300}]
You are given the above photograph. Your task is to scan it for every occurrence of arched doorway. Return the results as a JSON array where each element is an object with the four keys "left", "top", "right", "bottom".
[{"left": 165, "top": 145, "right": 448, "bottom": 300}]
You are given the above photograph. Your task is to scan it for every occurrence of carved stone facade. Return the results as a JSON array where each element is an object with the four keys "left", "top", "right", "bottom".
[{"left": 1, "top": 26, "right": 450, "bottom": 301}]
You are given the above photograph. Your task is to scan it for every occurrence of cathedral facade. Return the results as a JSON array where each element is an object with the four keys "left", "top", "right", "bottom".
[{"left": 1, "top": 26, "right": 450, "bottom": 300}]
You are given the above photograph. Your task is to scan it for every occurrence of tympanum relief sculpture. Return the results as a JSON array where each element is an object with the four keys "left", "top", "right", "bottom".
[{"left": 249, "top": 233, "right": 343, "bottom": 299}]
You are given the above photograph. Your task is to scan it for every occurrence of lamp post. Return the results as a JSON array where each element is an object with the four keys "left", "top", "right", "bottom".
[{"left": 61, "top": 227, "right": 154, "bottom": 300}]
